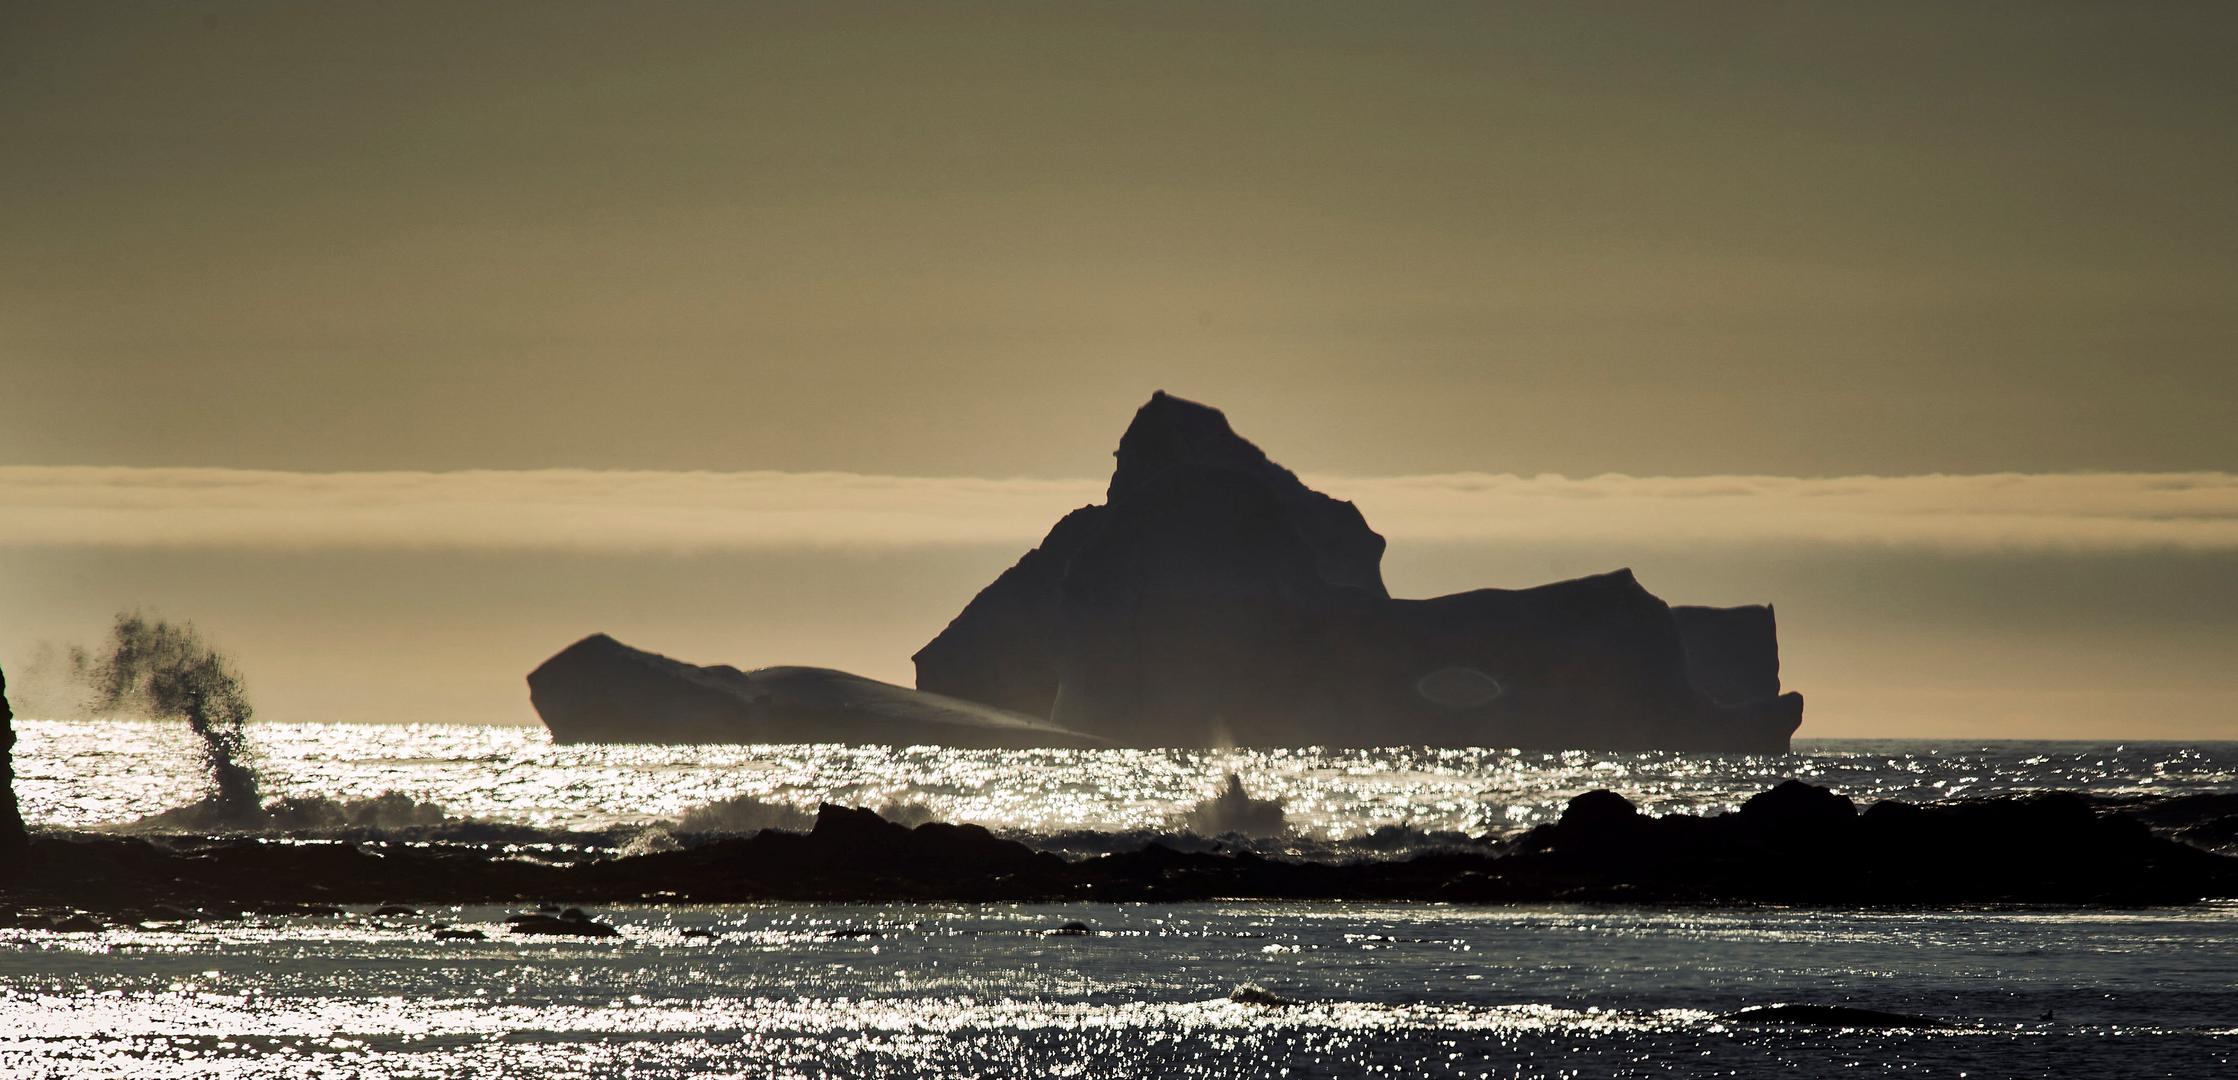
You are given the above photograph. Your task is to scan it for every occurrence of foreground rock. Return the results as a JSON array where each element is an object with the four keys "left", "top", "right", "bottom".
[
  {"left": 916, "top": 392, "right": 1802, "bottom": 751},
  {"left": 0, "top": 664, "right": 24, "bottom": 878},
  {"left": 2092, "top": 792, "right": 2238, "bottom": 856},
  {"left": 1492, "top": 780, "right": 2238, "bottom": 904},
  {"left": 3, "top": 784, "right": 2230, "bottom": 913},
  {"left": 529, "top": 634, "right": 1104, "bottom": 747}
]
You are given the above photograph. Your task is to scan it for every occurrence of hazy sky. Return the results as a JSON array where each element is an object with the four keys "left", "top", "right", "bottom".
[{"left": 3, "top": 3, "right": 2234, "bottom": 739}]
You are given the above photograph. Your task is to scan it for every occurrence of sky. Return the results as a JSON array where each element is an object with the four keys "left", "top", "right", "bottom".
[{"left": 3, "top": 2, "right": 2235, "bottom": 738}]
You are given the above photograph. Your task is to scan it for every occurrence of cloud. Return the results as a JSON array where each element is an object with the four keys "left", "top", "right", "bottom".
[
  {"left": 1334, "top": 471, "right": 2238, "bottom": 552},
  {"left": 1, "top": 466, "right": 2235, "bottom": 554}
]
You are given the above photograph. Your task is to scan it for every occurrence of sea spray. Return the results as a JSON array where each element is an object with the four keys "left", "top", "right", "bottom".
[
  {"left": 1181, "top": 772, "right": 1287, "bottom": 838},
  {"left": 674, "top": 793, "right": 815, "bottom": 835},
  {"left": 81, "top": 613, "right": 262, "bottom": 823}
]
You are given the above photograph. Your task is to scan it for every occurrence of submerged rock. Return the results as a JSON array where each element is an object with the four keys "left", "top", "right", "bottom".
[
  {"left": 508, "top": 908, "right": 620, "bottom": 938},
  {"left": 528, "top": 634, "right": 1105, "bottom": 747},
  {"left": 1226, "top": 983, "right": 1304, "bottom": 1007},
  {"left": 915, "top": 392, "right": 1802, "bottom": 751},
  {"left": 1721, "top": 1003, "right": 1949, "bottom": 1029}
]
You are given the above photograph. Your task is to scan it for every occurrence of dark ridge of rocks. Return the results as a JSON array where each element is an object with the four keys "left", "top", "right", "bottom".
[
  {"left": 566, "top": 802, "right": 1074, "bottom": 902},
  {"left": 4, "top": 784, "right": 2233, "bottom": 914},
  {"left": 528, "top": 633, "right": 1103, "bottom": 747},
  {"left": 2091, "top": 792, "right": 2238, "bottom": 856},
  {"left": 0, "top": 664, "right": 24, "bottom": 877},
  {"left": 914, "top": 392, "right": 1803, "bottom": 751},
  {"left": 1500, "top": 780, "right": 2236, "bottom": 904}
]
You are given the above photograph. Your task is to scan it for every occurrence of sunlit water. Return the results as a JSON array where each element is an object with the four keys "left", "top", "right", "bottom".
[
  {"left": 7, "top": 721, "right": 2238, "bottom": 1077},
  {"left": 4, "top": 903, "right": 2235, "bottom": 1078},
  {"left": 16, "top": 719, "right": 2238, "bottom": 838}
]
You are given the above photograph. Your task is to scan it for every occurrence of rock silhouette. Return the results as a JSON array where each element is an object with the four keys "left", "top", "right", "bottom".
[
  {"left": 530, "top": 633, "right": 1103, "bottom": 747},
  {"left": 916, "top": 392, "right": 1803, "bottom": 750},
  {"left": 0, "top": 663, "right": 26, "bottom": 877},
  {"left": 4, "top": 784, "right": 2231, "bottom": 913}
]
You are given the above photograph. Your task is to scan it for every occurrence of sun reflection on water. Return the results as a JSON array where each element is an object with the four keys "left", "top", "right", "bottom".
[{"left": 14, "top": 721, "right": 2237, "bottom": 842}]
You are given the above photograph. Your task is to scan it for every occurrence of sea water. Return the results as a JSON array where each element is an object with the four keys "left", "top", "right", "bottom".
[
  {"left": 13, "top": 720, "right": 2238, "bottom": 837},
  {"left": 5, "top": 721, "right": 2237, "bottom": 1078}
]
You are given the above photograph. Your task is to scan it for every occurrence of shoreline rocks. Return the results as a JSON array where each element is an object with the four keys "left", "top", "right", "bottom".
[
  {"left": 0, "top": 664, "right": 25, "bottom": 877},
  {"left": 3, "top": 782, "right": 2231, "bottom": 913}
]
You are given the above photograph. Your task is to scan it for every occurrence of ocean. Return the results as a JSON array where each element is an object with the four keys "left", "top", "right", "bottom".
[{"left": 5, "top": 720, "right": 2236, "bottom": 1078}]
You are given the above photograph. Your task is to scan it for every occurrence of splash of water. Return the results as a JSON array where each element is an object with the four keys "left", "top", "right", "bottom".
[
  {"left": 674, "top": 793, "right": 815, "bottom": 835},
  {"left": 81, "top": 613, "right": 262, "bottom": 823},
  {"left": 1182, "top": 773, "right": 1287, "bottom": 838}
]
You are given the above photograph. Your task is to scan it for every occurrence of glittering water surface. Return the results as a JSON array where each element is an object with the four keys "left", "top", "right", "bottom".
[
  {"left": 9, "top": 722, "right": 2238, "bottom": 1077},
  {"left": 4, "top": 902, "right": 2236, "bottom": 1078},
  {"left": 16, "top": 720, "right": 2238, "bottom": 836}
]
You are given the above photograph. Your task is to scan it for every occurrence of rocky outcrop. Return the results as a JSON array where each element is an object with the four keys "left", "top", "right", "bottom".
[
  {"left": 1496, "top": 780, "right": 2236, "bottom": 904},
  {"left": 528, "top": 633, "right": 1104, "bottom": 748},
  {"left": 5, "top": 785, "right": 2234, "bottom": 911},
  {"left": 915, "top": 391, "right": 1804, "bottom": 751},
  {"left": 0, "top": 664, "right": 25, "bottom": 876}
]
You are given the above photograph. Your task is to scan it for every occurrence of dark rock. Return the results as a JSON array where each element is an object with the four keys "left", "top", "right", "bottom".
[
  {"left": 509, "top": 913, "right": 620, "bottom": 938},
  {"left": 51, "top": 913, "right": 103, "bottom": 933},
  {"left": 2091, "top": 792, "right": 2238, "bottom": 855},
  {"left": 1227, "top": 983, "right": 1304, "bottom": 1007},
  {"left": 914, "top": 392, "right": 1803, "bottom": 751},
  {"left": 0, "top": 664, "right": 26, "bottom": 877},
  {"left": 4, "top": 786, "right": 2232, "bottom": 911},
  {"left": 1560, "top": 790, "right": 1641, "bottom": 830},
  {"left": 371, "top": 903, "right": 418, "bottom": 917},
  {"left": 1721, "top": 1004, "right": 1949, "bottom": 1029},
  {"left": 433, "top": 928, "right": 486, "bottom": 941},
  {"left": 1739, "top": 780, "right": 1858, "bottom": 827},
  {"left": 802, "top": 803, "right": 1053, "bottom": 881},
  {"left": 1505, "top": 782, "right": 2235, "bottom": 905},
  {"left": 529, "top": 634, "right": 1104, "bottom": 748},
  {"left": 1047, "top": 920, "right": 1094, "bottom": 936}
]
